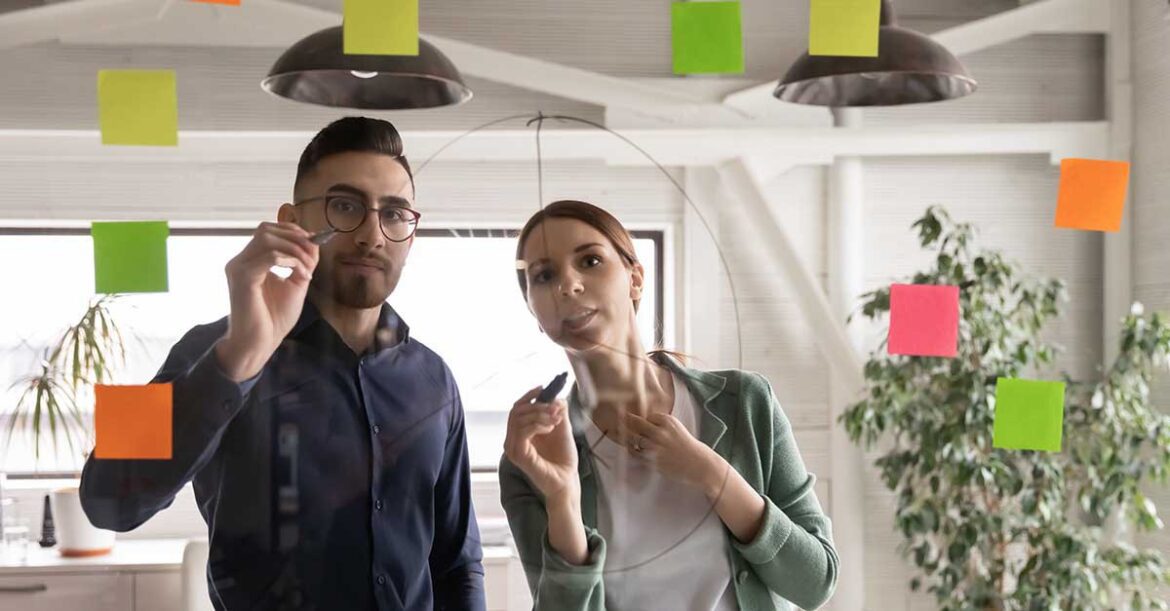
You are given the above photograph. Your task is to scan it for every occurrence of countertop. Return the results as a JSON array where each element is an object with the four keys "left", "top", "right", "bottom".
[{"left": 0, "top": 539, "right": 514, "bottom": 575}]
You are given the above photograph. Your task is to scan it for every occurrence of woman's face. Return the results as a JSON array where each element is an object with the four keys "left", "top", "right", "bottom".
[{"left": 520, "top": 218, "right": 644, "bottom": 355}]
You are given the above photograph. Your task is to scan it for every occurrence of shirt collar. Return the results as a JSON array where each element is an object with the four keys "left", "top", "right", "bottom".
[{"left": 289, "top": 295, "right": 411, "bottom": 353}]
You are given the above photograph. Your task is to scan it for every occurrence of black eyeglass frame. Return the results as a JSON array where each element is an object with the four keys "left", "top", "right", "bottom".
[{"left": 293, "top": 194, "right": 422, "bottom": 243}]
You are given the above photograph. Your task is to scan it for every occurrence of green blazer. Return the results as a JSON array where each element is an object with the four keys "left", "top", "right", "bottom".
[{"left": 499, "top": 356, "right": 839, "bottom": 610}]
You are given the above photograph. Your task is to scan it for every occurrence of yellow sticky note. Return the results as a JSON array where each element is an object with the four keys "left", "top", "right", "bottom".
[
  {"left": 809, "top": 0, "right": 881, "bottom": 57},
  {"left": 98, "top": 70, "right": 178, "bottom": 147},
  {"left": 344, "top": 0, "right": 419, "bottom": 56}
]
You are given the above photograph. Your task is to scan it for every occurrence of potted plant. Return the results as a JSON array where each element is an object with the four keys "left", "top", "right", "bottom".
[
  {"left": 841, "top": 207, "right": 1170, "bottom": 610},
  {"left": 4, "top": 294, "right": 131, "bottom": 556}
]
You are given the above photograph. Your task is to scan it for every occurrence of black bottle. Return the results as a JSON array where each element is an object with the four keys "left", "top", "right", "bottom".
[{"left": 38, "top": 494, "right": 56, "bottom": 548}]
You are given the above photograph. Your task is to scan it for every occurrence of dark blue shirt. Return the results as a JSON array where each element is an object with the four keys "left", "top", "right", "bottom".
[{"left": 80, "top": 298, "right": 485, "bottom": 611}]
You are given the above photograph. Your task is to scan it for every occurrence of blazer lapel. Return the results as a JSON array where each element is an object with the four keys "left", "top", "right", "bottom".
[{"left": 655, "top": 355, "right": 730, "bottom": 453}]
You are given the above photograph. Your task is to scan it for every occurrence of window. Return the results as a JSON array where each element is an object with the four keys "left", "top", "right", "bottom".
[{"left": 0, "top": 228, "right": 664, "bottom": 473}]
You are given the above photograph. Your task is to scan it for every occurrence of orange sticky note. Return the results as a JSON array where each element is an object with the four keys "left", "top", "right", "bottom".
[
  {"left": 1054, "top": 158, "right": 1130, "bottom": 232},
  {"left": 95, "top": 384, "right": 173, "bottom": 460},
  {"left": 191, "top": 0, "right": 240, "bottom": 4}
]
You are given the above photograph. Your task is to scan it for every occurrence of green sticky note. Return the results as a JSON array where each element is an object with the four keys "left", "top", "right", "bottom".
[
  {"left": 92, "top": 221, "right": 170, "bottom": 294},
  {"left": 672, "top": 1, "right": 745, "bottom": 75},
  {"left": 809, "top": 0, "right": 881, "bottom": 57},
  {"left": 992, "top": 378, "right": 1066, "bottom": 452},
  {"left": 344, "top": 0, "right": 419, "bottom": 56},
  {"left": 98, "top": 70, "right": 178, "bottom": 146}
]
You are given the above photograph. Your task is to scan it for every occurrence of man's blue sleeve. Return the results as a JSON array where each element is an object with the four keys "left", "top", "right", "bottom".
[{"left": 79, "top": 323, "right": 261, "bottom": 532}]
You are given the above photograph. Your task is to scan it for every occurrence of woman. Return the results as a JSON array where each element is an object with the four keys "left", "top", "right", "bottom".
[{"left": 500, "top": 200, "right": 839, "bottom": 611}]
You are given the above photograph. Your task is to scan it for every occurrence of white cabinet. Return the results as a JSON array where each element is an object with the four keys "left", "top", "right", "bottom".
[
  {"left": 135, "top": 571, "right": 184, "bottom": 611},
  {"left": 0, "top": 540, "right": 184, "bottom": 611},
  {"left": 484, "top": 560, "right": 508, "bottom": 610},
  {"left": 0, "top": 539, "right": 522, "bottom": 611},
  {"left": 0, "top": 572, "right": 134, "bottom": 611}
]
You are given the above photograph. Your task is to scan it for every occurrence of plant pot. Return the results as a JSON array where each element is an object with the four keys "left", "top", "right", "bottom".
[{"left": 50, "top": 488, "right": 114, "bottom": 557}]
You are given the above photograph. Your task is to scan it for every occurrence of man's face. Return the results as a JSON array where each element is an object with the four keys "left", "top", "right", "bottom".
[{"left": 282, "top": 151, "right": 416, "bottom": 309}]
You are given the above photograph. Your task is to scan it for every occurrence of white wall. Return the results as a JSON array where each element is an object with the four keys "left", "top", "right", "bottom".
[{"left": 1132, "top": 0, "right": 1170, "bottom": 579}]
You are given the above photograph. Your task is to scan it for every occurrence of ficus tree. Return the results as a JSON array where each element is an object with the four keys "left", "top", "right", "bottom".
[{"left": 841, "top": 207, "right": 1170, "bottom": 610}]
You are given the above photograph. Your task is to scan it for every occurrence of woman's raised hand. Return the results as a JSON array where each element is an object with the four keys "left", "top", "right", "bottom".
[{"left": 504, "top": 387, "right": 580, "bottom": 502}]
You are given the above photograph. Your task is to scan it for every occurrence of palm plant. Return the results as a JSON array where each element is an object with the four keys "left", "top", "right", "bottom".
[{"left": 5, "top": 295, "right": 130, "bottom": 465}]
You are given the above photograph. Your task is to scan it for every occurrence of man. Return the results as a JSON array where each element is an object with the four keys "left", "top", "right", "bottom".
[{"left": 80, "top": 117, "right": 486, "bottom": 611}]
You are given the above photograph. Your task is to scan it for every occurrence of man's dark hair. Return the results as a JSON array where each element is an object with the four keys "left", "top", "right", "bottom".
[{"left": 295, "top": 116, "right": 415, "bottom": 194}]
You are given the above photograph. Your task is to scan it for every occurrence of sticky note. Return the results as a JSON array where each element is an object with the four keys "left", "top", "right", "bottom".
[
  {"left": 809, "top": 0, "right": 881, "bottom": 57},
  {"left": 344, "top": 0, "right": 418, "bottom": 56},
  {"left": 97, "top": 70, "right": 178, "bottom": 146},
  {"left": 888, "top": 284, "right": 959, "bottom": 357},
  {"left": 94, "top": 384, "right": 173, "bottom": 460},
  {"left": 192, "top": 0, "right": 240, "bottom": 5},
  {"left": 1054, "top": 158, "right": 1130, "bottom": 232},
  {"left": 92, "top": 221, "right": 170, "bottom": 294},
  {"left": 672, "top": 1, "right": 745, "bottom": 75},
  {"left": 992, "top": 378, "right": 1066, "bottom": 452}
]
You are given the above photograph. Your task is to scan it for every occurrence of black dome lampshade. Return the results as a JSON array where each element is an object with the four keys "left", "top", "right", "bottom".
[
  {"left": 773, "top": 0, "right": 977, "bottom": 107},
  {"left": 262, "top": 25, "right": 473, "bottom": 110}
]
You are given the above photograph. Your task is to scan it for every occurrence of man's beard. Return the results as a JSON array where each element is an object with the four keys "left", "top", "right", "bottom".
[
  {"left": 335, "top": 273, "right": 390, "bottom": 308},
  {"left": 312, "top": 264, "right": 395, "bottom": 309}
]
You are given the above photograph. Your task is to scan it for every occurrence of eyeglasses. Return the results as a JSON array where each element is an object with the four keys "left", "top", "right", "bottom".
[{"left": 294, "top": 194, "right": 421, "bottom": 242}]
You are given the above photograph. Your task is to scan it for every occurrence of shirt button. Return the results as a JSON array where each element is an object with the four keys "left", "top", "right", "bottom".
[
  {"left": 372, "top": 424, "right": 381, "bottom": 434},
  {"left": 375, "top": 500, "right": 383, "bottom": 511},
  {"left": 736, "top": 570, "right": 749, "bottom": 584},
  {"left": 376, "top": 575, "right": 386, "bottom": 585}
]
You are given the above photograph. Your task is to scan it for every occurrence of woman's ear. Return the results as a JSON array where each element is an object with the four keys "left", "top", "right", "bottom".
[{"left": 629, "top": 261, "right": 646, "bottom": 300}]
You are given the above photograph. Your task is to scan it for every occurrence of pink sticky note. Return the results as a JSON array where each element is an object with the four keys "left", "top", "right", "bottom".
[{"left": 888, "top": 284, "right": 959, "bottom": 357}]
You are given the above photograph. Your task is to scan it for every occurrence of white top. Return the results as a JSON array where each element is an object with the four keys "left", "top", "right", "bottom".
[{"left": 584, "top": 373, "right": 737, "bottom": 611}]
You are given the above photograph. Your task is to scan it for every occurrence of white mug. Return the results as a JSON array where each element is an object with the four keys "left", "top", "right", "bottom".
[{"left": 50, "top": 488, "right": 115, "bottom": 557}]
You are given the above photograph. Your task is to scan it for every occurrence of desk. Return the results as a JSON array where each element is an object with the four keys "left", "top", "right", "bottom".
[{"left": 0, "top": 539, "right": 522, "bottom": 611}]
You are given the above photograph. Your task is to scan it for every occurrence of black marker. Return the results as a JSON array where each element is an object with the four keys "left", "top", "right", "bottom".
[
  {"left": 536, "top": 372, "right": 568, "bottom": 403},
  {"left": 309, "top": 228, "right": 336, "bottom": 245}
]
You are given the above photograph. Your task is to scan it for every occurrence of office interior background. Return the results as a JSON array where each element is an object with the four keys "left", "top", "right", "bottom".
[{"left": 1, "top": 0, "right": 1170, "bottom": 609}]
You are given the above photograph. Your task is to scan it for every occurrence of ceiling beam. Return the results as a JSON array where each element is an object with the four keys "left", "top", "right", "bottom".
[
  {"left": 716, "top": 157, "right": 866, "bottom": 389},
  {"left": 0, "top": 0, "right": 168, "bottom": 50},
  {"left": 0, "top": 122, "right": 1107, "bottom": 167},
  {"left": 931, "top": 0, "right": 1108, "bottom": 57},
  {"left": 722, "top": 0, "right": 1109, "bottom": 114},
  {"left": 2, "top": 0, "right": 743, "bottom": 120}
]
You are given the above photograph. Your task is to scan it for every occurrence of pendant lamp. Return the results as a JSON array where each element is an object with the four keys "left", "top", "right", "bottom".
[
  {"left": 262, "top": 25, "right": 472, "bottom": 110},
  {"left": 773, "top": 0, "right": 976, "bottom": 106}
]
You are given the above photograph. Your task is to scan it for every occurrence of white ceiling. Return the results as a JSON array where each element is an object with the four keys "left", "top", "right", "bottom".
[{"left": 0, "top": 0, "right": 1099, "bottom": 133}]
